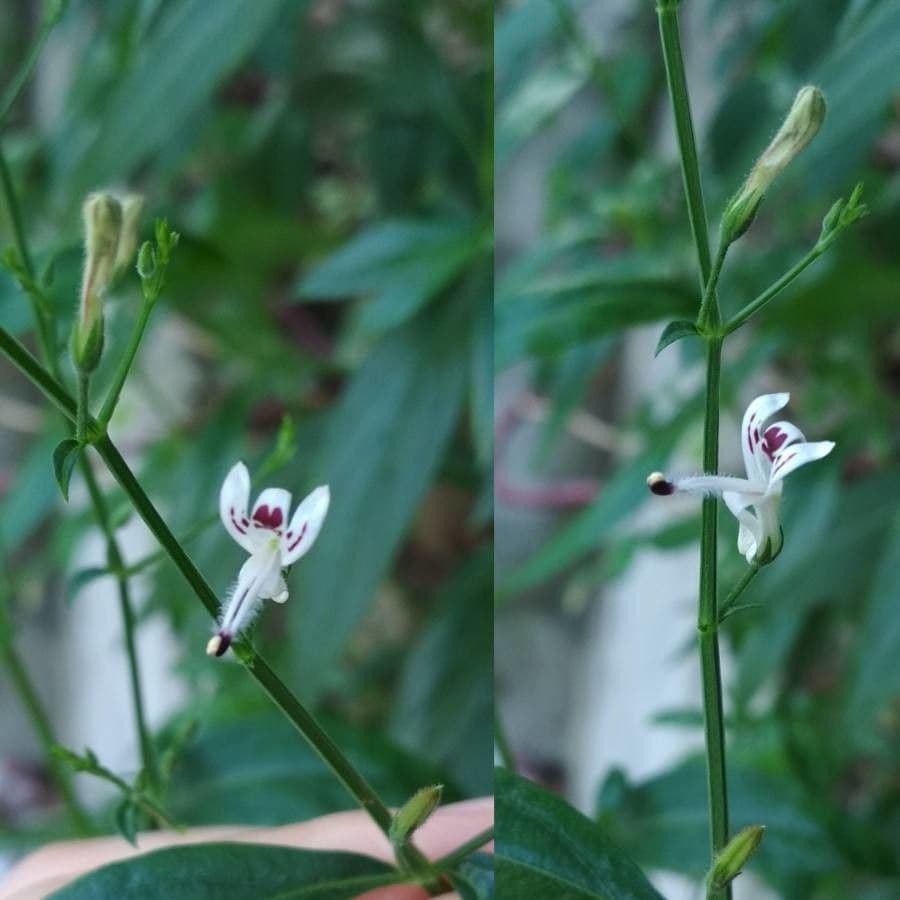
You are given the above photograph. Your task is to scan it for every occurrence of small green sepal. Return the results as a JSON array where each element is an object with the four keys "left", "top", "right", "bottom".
[
  {"left": 655, "top": 319, "right": 700, "bottom": 356},
  {"left": 389, "top": 784, "right": 443, "bottom": 847},
  {"left": 707, "top": 824, "right": 766, "bottom": 889}
]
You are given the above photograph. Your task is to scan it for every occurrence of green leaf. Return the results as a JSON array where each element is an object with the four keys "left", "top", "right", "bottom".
[
  {"left": 295, "top": 219, "right": 481, "bottom": 335},
  {"left": 48, "top": 843, "right": 395, "bottom": 900},
  {"left": 52, "top": 438, "right": 82, "bottom": 502},
  {"left": 654, "top": 319, "right": 699, "bottom": 356},
  {"left": 390, "top": 549, "right": 493, "bottom": 796},
  {"left": 451, "top": 853, "right": 495, "bottom": 900},
  {"left": 496, "top": 768, "right": 663, "bottom": 899},
  {"left": 113, "top": 798, "right": 139, "bottom": 847},
  {"left": 61, "top": 0, "right": 295, "bottom": 192},
  {"left": 291, "top": 302, "right": 468, "bottom": 695}
]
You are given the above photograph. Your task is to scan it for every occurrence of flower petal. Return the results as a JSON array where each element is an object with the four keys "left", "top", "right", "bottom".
[
  {"left": 723, "top": 490, "right": 763, "bottom": 564},
  {"left": 742, "top": 393, "right": 790, "bottom": 483},
  {"left": 219, "top": 461, "right": 256, "bottom": 553},
  {"left": 281, "top": 485, "right": 330, "bottom": 565},
  {"left": 675, "top": 474, "right": 762, "bottom": 496},
  {"left": 770, "top": 440, "right": 835, "bottom": 483},
  {"left": 250, "top": 487, "right": 292, "bottom": 535}
]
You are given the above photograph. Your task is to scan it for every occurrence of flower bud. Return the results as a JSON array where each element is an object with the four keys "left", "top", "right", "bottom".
[
  {"left": 114, "top": 194, "right": 145, "bottom": 276},
  {"left": 73, "top": 192, "right": 122, "bottom": 373},
  {"left": 136, "top": 241, "right": 156, "bottom": 280},
  {"left": 722, "top": 86, "right": 826, "bottom": 244},
  {"left": 707, "top": 825, "right": 765, "bottom": 890},
  {"left": 388, "top": 784, "right": 443, "bottom": 847}
]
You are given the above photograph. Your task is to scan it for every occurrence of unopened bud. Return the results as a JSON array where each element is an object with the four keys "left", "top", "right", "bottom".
[
  {"left": 389, "top": 784, "right": 443, "bottom": 847},
  {"left": 114, "top": 194, "right": 145, "bottom": 276},
  {"left": 74, "top": 193, "right": 121, "bottom": 373},
  {"left": 722, "top": 86, "right": 826, "bottom": 243},
  {"left": 707, "top": 825, "right": 765, "bottom": 890}
]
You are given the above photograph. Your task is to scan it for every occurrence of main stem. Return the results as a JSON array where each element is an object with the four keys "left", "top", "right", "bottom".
[{"left": 657, "top": 3, "right": 730, "bottom": 895}]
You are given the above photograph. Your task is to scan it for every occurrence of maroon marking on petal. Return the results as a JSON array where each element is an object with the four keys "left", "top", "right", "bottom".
[
  {"left": 753, "top": 428, "right": 760, "bottom": 443},
  {"left": 229, "top": 508, "right": 247, "bottom": 534},
  {"left": 287, "top": 523, "right": 308, "bottom": 552},
  {"left": 252, "top": 504, "right": 284, "bottom": 529},
  {"left": 762, "top": 426, "right": 788, "bottom": 460},
  {"left": 773, "top": 450, "right": 797, "bottom": 473}
]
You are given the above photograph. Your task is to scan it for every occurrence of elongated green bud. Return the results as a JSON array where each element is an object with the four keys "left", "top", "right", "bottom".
[
  {"left": 707, "top": 824, "right": 765, "bottom": 890},
  {"left": 722, "top": 86, "right": 826, "bottom": 243},
  {"left": 114, "top": 194, "right": 145, "bottom": 276},
  {"left": 388, "top": 784, "right": 443, "bottom": 847},
  {"left": 72, "top": 192, "right": 122, "bottom": 372}
]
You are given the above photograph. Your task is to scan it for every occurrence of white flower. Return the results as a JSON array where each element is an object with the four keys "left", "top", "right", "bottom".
[
  {"left": 647, "top": 393, "right": 835, "bottom": 564},
  {"left": 207, "top": 462, "right": 330, "bottom": 657}
]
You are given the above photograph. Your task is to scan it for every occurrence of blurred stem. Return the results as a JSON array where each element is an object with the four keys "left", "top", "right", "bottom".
[
  {"left": 76, "top": 371, "right": 90, "bottom": 443},
  {"left": 725, "top": 244, "right": 823, "bottom": 335},
  {"left": 494, "top": 710, "right": 515, "bottom": 769},
  {"left": 656, "top": 0, "right": 715, "bottom": 298},
  {"left": 0, "top": 3, "right": 62, "bottom": 125},
  {"left": 0, "top": 639, "right": 92, "bottom": 834},
  {"left": 657, "top": 4, "right": 730, "bottom": 897},
  {"left": 718, "top": 565, "right": 760, "bottom": 623},
  {"left": 82, "top": 464, "right": 158, "bottom": 794},
  {"left": 98, "top": 297, "right": 154, "bottom": 428}
]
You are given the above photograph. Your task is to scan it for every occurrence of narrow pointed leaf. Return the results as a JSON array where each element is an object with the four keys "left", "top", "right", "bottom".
[
  {"left": 655, "top": 319, "right": 699, "bottom": 356},
  {"left": 53, "top": 438, "right": 82, "bottom": 502}
]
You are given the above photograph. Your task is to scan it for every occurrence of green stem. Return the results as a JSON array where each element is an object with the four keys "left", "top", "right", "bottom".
[
  {"left": 494, "top": 710, "right": 515, "bottom": 769},
  {"left": 656, "top": 0, "right": 715, "bottom": 299},
  {"left": 432, "top": 826, "right": 494, "bottom": 869},
  {"left": 657, "top": 4, "right": 730, "bottom": 895},
  {"left": 0, "top": 6, "right": 60, "bottom": 126},
  {"left": 82, "top": 462, "right": 158, "bottom": 792},
  {"left": 0, "top": 148, "right": 35, "bottom": 280},
  {"left": 98, "top": 298, "right": 154, "bottom": 428},
  {"left": 76, "top": 371, "right": 90, "bottom": 443},
  {"left": 699, "top": 240, "right": 728, "bottom": 331},
  {"left": 0, "top": 640, "right": 93, "bottom": 834},
  {"left": 724, "top": 244, "right": 824, "bottom": 335},
  {"left": 718, "top": 565, "right": 761, "bottom": 622}
]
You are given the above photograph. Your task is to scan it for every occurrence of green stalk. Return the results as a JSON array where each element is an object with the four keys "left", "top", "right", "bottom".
[
  {"left": 656, "top": 0, "right": 714, "bottom": 294},
  {"left": 725, "top": 244, "right": 823, "bottom": 335},
  {"left": 82, "top": 463, "right": 158, "bottom": 791},
  {"left": 718, "top": 565, "right": 761, "bottom": 622},
  {"left": 657, "top": 4, "right": 730, "bottom": 896},
  {"left": 0, "top": 639, "right": 93, "bottom": 834},
  {"left": 98, "top": 297, "right": 154, "bottom": 428},
  {"left": 76, "top": 370, "right": 90, "bottom": 443}
]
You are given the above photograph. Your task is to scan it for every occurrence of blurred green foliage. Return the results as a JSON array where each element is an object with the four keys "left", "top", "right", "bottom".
[
  {"left": 497, "top": 0, "right": 900, "bottom": 896},
  {"left": 0, "top": 0, "right": 491, "bottom": 848}
]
